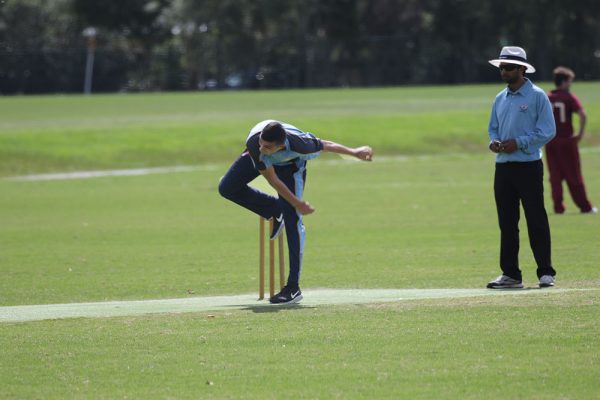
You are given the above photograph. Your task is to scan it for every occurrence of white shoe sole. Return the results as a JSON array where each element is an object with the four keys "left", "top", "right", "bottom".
[
  {"left": 487, "top": 283, "right": 524, "bottom": 289},
  {"left": 539, "top": 283, "right": 555, "bottom": 288}
]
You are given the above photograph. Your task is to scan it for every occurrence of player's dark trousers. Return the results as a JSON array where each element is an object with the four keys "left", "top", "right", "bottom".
[
  {"left": 218, "top": 152, "right": 306, "bottom": 287},
  {"left": 546, "top": 138, "right": 593, "bottom": 213},
  {"left": 494, "top": 160, "right": 555, "bottom": 280}
]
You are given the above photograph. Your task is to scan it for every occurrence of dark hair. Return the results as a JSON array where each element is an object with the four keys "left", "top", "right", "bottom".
[
  {"left": 260, "top": 121, "right": 286, "bottom": 144},
  {"left": 553, "top": 66, "right": 575, "bottom": 86},
  {"left": 554, "top": 74, "right": 569, "bottom": 86}
]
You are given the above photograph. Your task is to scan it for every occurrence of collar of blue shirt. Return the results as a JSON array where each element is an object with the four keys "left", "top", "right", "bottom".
[{"left": 506, "top": 78, "right": 533, "bottom": 97}]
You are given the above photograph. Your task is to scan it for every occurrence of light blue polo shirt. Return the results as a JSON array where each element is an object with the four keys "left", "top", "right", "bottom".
[
  {"left": 246, "top": 120, "right": 323, "bottom": 170},
  {"left": 488, "top": 78, "right": 556, "bottom": 162},
  {"left": 260, "top": 139, "right": 321, "bottom": 169}
]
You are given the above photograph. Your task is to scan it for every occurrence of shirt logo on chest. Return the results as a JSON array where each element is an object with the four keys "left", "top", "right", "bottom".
[{"left": 519, "top": 104, "right": 528, "bottom": 112}]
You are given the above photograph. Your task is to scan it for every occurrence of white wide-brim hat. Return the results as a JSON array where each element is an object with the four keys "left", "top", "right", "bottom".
[{"left": 489, "top": 46, "right": 536, "bottom": 73}]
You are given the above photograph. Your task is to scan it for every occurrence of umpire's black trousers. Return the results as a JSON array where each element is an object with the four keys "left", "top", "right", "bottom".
[{"left": 494, "top": 160, "right": 556, "bottom": 280}]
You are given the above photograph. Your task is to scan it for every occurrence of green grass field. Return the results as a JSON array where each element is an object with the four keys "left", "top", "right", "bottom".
[
  {"left": 1, "top": 84, "right": 599, "bottom": 399},
  {"left": 2, "top": 82, "right": 600, "bottom": 176}
]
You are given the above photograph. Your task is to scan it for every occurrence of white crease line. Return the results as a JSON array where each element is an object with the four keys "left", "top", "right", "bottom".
[
  {"left": 5, "top": 146, "right": 600, "bottom": 182},
  {"left": 2, "top": 156, "right": 412, "bottom": 182},
  {"left": 4, "top": 165, "right": 216, "bottom": 182}
]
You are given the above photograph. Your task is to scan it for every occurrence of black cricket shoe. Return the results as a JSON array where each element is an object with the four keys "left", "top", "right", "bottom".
[
  {"left": 269, "top": 285, "right": 303, "bottom": 304},
  {"left": 270, "top": 213, "right": 285, "bottom": 240}
]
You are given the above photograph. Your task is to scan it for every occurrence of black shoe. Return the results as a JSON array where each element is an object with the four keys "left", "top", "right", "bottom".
[
  {"left": 270, "top": 213, "right": 285, "bottom": 240},
  {"left": 269, "top": 285, "right": 303, "bottom": 304}
]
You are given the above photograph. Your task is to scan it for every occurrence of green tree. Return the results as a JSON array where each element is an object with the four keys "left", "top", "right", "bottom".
[{"left": 0, "top": 0, "right": 86, "bottom": 93}]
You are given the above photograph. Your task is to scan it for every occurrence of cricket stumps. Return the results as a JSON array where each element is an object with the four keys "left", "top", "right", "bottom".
[{"left": 259, "top": 217, "right": 285, "bottom": 300}]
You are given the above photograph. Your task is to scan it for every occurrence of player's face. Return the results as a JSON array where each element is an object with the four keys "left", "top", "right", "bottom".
[
  {"left": 499, "top": 63, "right": 523, "bottom": 84},
  {"left": 259, "top": 138, "right": 283, "bottom": 155}
]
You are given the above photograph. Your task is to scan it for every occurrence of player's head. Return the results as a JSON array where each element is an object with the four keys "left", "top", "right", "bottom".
[
  {"left": 553, "top": 66, "right": 575, "bottom": 89},
  {"left": 259, "top": 122, "right": 286, "bottom": 155}
]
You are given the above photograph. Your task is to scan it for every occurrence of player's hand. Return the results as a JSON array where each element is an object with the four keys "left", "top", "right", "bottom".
[
  {"left": 489, "top": 140, "right": 502, "bottom": 153},
  {"left": 296, "top": 201, "right": 315, "bottom": 215},
  {"left": 574, "top": 134, "right": 584, "bottom": 143},
  {"left": 354, "top": 146, "right": 373, "bottom": 161},
  {"left": 500, "top": 139, "right": 518, "bottom": 153}
]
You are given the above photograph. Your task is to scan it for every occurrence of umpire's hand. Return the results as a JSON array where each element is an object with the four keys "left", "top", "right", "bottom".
[
  {"left": 489, "top": 140, "right": 502, "bottom": 153},
  {"left": 499, "top": 139, "right": 518, "bottom": 153},
  {"left": 489, "top": 139, "right": 517, "bottom": 153}
]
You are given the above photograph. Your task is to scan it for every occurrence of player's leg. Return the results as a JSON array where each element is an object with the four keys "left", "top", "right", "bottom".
[
  {"left": 280, "top": 196, "right": 303, "bottom": 286},
  {"left": 269, "top": 162, "right": 306, "bottom": 304},
  {"left": 545, "top": 142, "right": 565, "bottom": 213},
  {"left": 517, "top": 160, "right": 555, "bottom": 280},
  {"left": 218, "top": 152, "right": 280, "bottom": 219},
  {"left": 563, "top": 141, "right": 594, "bottom": 213},
  {"left": 493, "top": 162, "right": 522, "bottom": 281}
]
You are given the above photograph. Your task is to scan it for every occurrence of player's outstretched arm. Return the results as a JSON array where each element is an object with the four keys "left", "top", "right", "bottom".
[{"left": 322, "top": 140, "right": 373, "bottom": 161}]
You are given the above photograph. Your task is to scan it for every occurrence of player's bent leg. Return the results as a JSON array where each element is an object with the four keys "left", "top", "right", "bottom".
[
  {"left": 218, "top": 153, "right": 280, "bottom": 218},
  {"left": 269, "top": 213, "right": 285, "bottom": 240}
]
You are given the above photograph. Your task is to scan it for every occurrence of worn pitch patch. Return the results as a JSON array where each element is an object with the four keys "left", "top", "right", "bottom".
[{"left": 0, "top": 288, "right": 587, "bottom": 323}]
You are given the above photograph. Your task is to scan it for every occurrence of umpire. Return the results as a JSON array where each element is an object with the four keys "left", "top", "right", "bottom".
[{"left": 486, "top": 46, "right": 557, "bottom": 289}]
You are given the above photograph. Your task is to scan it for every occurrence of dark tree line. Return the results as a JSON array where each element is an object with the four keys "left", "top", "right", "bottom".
[{"left": 1, "top": 0, "right": 599, "bottom": 94}]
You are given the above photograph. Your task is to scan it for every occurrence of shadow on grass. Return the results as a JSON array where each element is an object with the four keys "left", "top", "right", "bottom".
[
  {"left": 491, "top": 287, "right": 554, "bottom": 291},
  {"left": 235, "top": 303, "right": 316, "bottom": 313}
]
